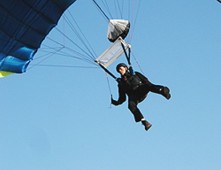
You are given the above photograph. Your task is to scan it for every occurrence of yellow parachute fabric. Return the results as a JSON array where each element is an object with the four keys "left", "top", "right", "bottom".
[{"left": 0, "top": 71, "right": 13, "bottom": 78}]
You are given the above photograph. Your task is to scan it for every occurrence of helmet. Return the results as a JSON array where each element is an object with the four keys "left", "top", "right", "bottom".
[{"left": 116, "top": 63, "right": 128, "bottom": 72}]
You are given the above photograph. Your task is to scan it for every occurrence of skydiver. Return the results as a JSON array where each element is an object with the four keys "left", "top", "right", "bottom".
[{"left": 111, "top": 63, "right": 171, "bottom": 131}]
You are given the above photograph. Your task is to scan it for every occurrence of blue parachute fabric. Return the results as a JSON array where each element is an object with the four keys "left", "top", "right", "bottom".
[
  {"left": 0, "top": 0, "right": 76, "bottom": 73},
  {"left": 0, "top": 47, "right": 35, "bottom": 73}
]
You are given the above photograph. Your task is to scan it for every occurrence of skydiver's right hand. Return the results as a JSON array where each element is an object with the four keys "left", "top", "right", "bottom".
[
  {"left": 111, "top": 95, "right": 116, "bottom": 105},
  {"left": 111, "top": 96, "right": 118, "bottom": 106},
  {"left": 111, "top": 95, "right": 114, "bottom": 104}
]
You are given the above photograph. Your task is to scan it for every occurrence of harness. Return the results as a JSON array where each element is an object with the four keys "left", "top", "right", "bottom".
[{"left": 123, "top": 73, "right": 143, "bottom": 90}]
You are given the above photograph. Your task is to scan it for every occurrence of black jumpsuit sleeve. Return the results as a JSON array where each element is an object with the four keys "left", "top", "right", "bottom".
[{"left": 111, "top": 83, "right": 126, "bottom": 106}]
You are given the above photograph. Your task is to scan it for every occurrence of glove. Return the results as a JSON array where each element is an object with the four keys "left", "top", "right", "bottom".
[
  {"left": 111, "top": 95, "right": 115, "bottom": 104},
  {"left": 111, "top": 95, "right": 119, "bottom": 106}
]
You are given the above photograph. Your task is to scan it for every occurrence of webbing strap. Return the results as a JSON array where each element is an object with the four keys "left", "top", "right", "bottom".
[
  {"left": 121, "top": 43, "right": 131, "bottom": 66},
  {"left": 96, "top": 62, "right": 117, "bottom": 80}
]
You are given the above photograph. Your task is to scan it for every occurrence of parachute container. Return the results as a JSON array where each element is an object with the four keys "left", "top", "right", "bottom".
[
  {"left": 0, "top": 0, "right": 76, "bottom": 77},
  {"left": 95, "top": 37, "right": 131, "bottom": 68},
  {"left": 107, "top": 19, "right": 130, "bottom": 42}
]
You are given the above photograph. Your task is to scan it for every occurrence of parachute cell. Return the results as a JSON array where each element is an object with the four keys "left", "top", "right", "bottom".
[{"left": 0, "top": 0, "right": 76, "bottom": 76}]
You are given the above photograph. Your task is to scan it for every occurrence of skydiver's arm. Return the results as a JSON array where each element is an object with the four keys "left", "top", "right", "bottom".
[{"left": 111, "top": 85, "right": 126, "bottom": 106}]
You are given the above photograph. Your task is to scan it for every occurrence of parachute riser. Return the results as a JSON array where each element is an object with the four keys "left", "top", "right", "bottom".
[
  {"left": 95, "top": 61, "right": 117, "bottom": 80},
  {"left": 121, "top": 42, "right": 134, "bottom": 75},
  {"left": 121, "top": 42, "right": 131, "bottom": 66}
]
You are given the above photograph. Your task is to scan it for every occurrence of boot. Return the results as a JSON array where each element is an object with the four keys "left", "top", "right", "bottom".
[
  {"left": 142, "top": 120, "right": 152, "bottom": 131},
  {"left": 162, "top": 87, "right": 171, "bottom": 100}
]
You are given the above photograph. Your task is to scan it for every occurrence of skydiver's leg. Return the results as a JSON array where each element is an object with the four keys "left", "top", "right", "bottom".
[
  {"left": 149, "top": 84, "right": 171, "bottom": 99},
  {"left": 139, "top": 81, "right": 171, "bottom": 100},
  {"left": 128, "top": 99, "right": 152, "bottom": 131},
  {"left": 128, "top": 100, "right": 144, "bottom": 122}
]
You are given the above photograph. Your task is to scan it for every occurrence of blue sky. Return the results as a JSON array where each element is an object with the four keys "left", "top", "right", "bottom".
[{"left": 1, "top": 0, "right": 221, "bottom": 170}]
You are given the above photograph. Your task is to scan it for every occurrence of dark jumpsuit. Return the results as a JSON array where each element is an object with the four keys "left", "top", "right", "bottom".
[{"left": 112, "top": 71, "right": 165, "bottom": 122}]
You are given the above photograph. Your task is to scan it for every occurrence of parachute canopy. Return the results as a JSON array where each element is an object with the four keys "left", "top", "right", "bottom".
[
  {"left": 0, "top": 0, "right": 76, "bottom": 76},
  {"left": 107, "top": 19, "right": 130, "bottom": 42}
]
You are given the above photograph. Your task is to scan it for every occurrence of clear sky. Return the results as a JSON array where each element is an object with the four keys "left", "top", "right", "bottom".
[{"left": 1, "top": 0, "right": 221, "bottom": 170}]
